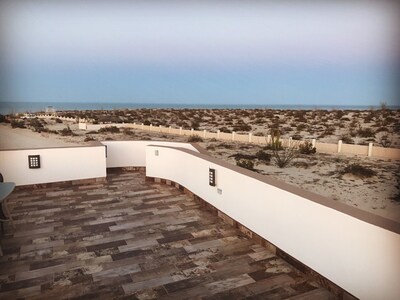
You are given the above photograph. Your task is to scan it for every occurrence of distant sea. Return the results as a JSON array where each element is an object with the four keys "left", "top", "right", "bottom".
[{"left": 0, "top": 101, "right": 396, "bottom": 115}]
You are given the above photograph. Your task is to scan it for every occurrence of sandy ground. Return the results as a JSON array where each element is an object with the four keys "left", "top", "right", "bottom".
[
  {"left": 1, "top": 119, "right": 399, "bottom": 222},
  {"left": 0, "top": 124, "right": 79, "bottom": 149},
  {"left": 55, "top": 108, "right": 400, "bottom": 148}
]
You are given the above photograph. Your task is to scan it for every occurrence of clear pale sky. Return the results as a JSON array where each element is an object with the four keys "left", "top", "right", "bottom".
[{"left": 0, "top": 1, "right": 398, "bottom": 106}]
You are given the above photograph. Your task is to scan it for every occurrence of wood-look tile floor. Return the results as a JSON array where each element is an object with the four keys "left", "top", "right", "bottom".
[{"left": 0, "top": 170, "right": 334, "bottom": 299}]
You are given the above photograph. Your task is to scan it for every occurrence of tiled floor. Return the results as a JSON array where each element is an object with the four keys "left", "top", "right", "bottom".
[{"left": 0, "top": 170, "right": 334, "bottom": 299}]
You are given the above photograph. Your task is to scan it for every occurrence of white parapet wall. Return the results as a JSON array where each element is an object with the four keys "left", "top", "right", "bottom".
[
  {"left": 101, "top": 140, "right": 202, "bottom": 168},
  {"left": 0, "top": 145, "right": 107, "bottom": 186},
  {"left": 145, "top": 145, "right": 400, "bottom": 300}
]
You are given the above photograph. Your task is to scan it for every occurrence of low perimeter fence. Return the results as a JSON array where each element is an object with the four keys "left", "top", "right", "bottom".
[{"left": 79, "top": 121, "right": 400, "bottom": 160}]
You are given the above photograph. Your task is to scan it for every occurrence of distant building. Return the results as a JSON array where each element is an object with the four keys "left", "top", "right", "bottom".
[{"left": 45, "top": 106, "right": 56, "bottom": 114}]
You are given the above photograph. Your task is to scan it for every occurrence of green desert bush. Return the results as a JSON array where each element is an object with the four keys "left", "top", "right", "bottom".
[
  {"left": 268, "top": 131, "right": 298, "bottom": 168},
  {"left": 236, "top": 159, "right": 255, "bottom": 170},
  {"left": 187, "top": 135, "right": 203, "bottom": 142},
  {"left": 265, "top": 130, "right": 283, "bottom": 151},
  {"left": 298, "top": 141, "right": 316, "bottom": 155},
  {"left": 340, "top": 164, "right": 376, "bottom": 178}
]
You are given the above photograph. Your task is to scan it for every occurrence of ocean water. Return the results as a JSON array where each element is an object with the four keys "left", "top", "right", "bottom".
[{"left": 0, "top": 101, "right": 393, "bottom": 115}]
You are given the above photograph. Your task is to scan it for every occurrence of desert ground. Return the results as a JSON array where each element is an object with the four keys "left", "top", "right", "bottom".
[
  {"left": 1, "top": 109, "right": 399, "bottom": 222},
  {"left": 56, "top": 108, "right": 400, "bottom": 148}
]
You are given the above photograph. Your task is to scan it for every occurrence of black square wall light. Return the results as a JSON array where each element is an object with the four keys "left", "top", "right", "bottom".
[
  {"left": 209, "top": 168, "right": 216, "bottom": 186},
  {"left": 28, "top": 155, "right": 40, "bottom": 169}
]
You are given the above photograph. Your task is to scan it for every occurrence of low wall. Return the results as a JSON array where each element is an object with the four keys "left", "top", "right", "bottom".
[
  {"left": 145, "top": 145, "right": 400, "bottom": 300},
  {"left": 315, "top": 141, "right": 338, "bottom": 154},
  {"left": 0, "top": 144, "right": 107, "bottom": 186},
  {"left": 372, "top": 146, "right": 400, "bottom": 160},
  {"left": 35, "top": 114, "right": 77, "bottom": 122},
  {"left": 101, "top": 140, "right": 202, "bottom": 168},
  {"left": 86, "top": 123, "right": 127, "bottom": 131},
  {"left": 341, "top": 143, "right": 369, "bottom": 156},
  {"left": 79, "top": 122, "right": 400, "bottom": 160}
]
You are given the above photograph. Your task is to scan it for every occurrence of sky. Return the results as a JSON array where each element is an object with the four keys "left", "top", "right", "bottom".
[{"left": 0, "top": 0, "right": 399, "bottom": 106}]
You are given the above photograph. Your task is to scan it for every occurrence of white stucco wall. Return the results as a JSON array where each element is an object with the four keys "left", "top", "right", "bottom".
[
  {"left": 145, "top": 145, "right": 400, "bottom": 300},
  {"left": 0, "top": 146, "right": 106, "bottom": 186},
  {"left": 101, "top": 141, "right": 200, "bottom": 168}
]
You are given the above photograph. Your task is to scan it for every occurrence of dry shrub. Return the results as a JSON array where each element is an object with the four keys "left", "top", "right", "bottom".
[
  {"left": 99, "top": 126, "right": 120, "bottom": 133},
  {"left": 84, "top": 136, "right": 96, "bottom": 142},
  {"left": 298, "top": 141, "right": 316, "bottom": 155},
  {"left": 123, "top": 128, "right": 135, "bottom": 136},
  {"left": 187, "top": 135, "right": 203, "bottom": 142},
  {"left": 357, "top": 127, "right": 375, "bottom": 138},
  {"left": 341, "top": 135, "right": 354, "bottom": 144},
  {"left": 11, "top": 120, "right": 26, "bottom": 128},
  {"left": 272, "top": 146, "right": 297, "bottom": 168},
  {"left": 59, "top": 126, "right": 76, "bottom": 136},
  {"left": 255, "top": 150, "right": 271, "bottom": 162},
  {"left": 293, "top": 161, "right": 309, "bottom": 169},
  {"left": 379, "top": 134, "right": 392, "bottom": 148},
  {"left": 236, "top": 159, "right": 255, "bottom": 170},
  {"left": 230, "top": 153, "right": 257, "bottom": 160},
  {"left": 340, "top": 164, "right": 376, "bottom": 178}
]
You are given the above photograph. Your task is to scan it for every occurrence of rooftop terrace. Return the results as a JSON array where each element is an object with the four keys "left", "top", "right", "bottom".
[{"left": 0, "top": 170, "right": 333, "bottom": 299}]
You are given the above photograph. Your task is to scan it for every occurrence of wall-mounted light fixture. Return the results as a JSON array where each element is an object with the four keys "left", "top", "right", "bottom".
[
  {"left": 209, "top": 168, "right": 216, "bottom": 186},
  {"left": 28, "top": 155, "right": 41, "bottom": 169}
]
